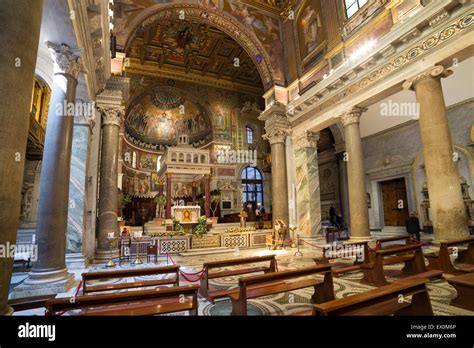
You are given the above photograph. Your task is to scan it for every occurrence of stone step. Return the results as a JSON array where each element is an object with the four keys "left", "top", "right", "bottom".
[{"left": 179, "top": 247, "right": 234, "bottom": 257}]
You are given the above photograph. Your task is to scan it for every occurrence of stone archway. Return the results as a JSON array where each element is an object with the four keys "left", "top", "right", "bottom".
[{"left": 122, "top": 3, "right": 276, "bottom": 91}]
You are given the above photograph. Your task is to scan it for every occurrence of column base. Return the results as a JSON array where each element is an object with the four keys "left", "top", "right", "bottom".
[
  {"left": 66, "top": 252, "right": 91, "bottom": 270},
  {"left": 94, "top": 248, "right": 119, "bottom": 263},
  {"left": 348, "top": 235, "right": 373, "bottom": 243},
  {"left": 9, "top": 268, "right": 74, "bottom": 300}
]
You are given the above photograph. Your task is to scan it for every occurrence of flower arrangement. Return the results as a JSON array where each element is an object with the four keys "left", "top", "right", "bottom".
[{"left": 224, "top": 227, "right": 256, "bottom": 234}]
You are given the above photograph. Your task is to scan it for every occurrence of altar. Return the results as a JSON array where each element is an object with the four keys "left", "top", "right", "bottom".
[{"left": 171, "top": 205, "right": 201, "bottom": 224}]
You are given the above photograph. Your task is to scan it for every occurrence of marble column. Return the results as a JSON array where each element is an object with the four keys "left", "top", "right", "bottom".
[
  {"left": 0, "top": 0, "right": 43, "bottom": 315},
  {"left": 66, "top": 115, "right": 94, "bottom": 269},
  {"left": 204, "top": 175, "right": 211, "bottom": 218},
  {"left": 18, "top": 43, "right": 82, "bottom": 296},
  {"left": 166, "top": 174, "right": 172, "bottom": 219},
  {"left": 96, "top": 106, "right": 124, "bottom": 260},
  {"left": 259, "top": 105, "right": 291, "bottom": 229},
  {"left": 340, "top": 107, "right": 370, "bottom": 241},
  {"left": 294, "top": 132, "right": 321, "bottom": 237},
  {"left": 403, "top": 66, "right": 469, "bottom": 241}
]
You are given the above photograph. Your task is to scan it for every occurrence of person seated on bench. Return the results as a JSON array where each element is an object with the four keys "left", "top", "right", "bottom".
[
  {"left": 228, "top": 264, "right": 334, "bottom": 316},
  {"left": 312, "top": 278, "right": 433, "bottom": 316},
  {"left": 200, "top": 255, "right": 276, "bottom": 302}
]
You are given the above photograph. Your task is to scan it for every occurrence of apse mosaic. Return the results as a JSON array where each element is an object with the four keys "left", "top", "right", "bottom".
[{"left": 125, "top": 87, "right": 212, "bottom": 146}]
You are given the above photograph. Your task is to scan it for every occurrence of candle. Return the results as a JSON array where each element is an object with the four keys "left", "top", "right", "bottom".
[{"left": 108, "top": 232, "right": 114, "bottom": 239}]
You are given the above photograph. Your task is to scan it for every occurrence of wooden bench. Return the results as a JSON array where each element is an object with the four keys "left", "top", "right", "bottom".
[
  {"left": 446, "top": 272, "right": 474, "bottom": 311},
  {"left": 8, "top": 294, "right": 57, "bottom": 312},
  {"left": 45, "top": 285, "right": 199, "bottom": 316},
  {"left": 82, "top": 265, "right": 180, "bottom": 295},
  {"left": 199, "top": 255, "right": 277, "bottom": 302},
  {"left": 314, "top": 241, "right": 370, "bottom": 277},
  {"left": 228, "top": 264, "right": 334, "bottom": 316},
  {"left": 426, "top": 237, "right": 474, "bottom": 275},
  {"left": 361, "top": 243, "right": 432, "bottom": 287},
  {"left": 312, "top": 278, "right": 433, "bottom": 315}
]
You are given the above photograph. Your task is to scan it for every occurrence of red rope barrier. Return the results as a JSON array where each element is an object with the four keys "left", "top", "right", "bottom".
[
  {"left": 299, "top": 239, "right": 325, "bottom": 249},
  {"left": 52, "top": 280, "right": 83, "bottom": 316}
]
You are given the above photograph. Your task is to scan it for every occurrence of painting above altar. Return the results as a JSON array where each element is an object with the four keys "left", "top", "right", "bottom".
[{"left": 171, "top": 205, "right": 201, "bottom": 224}]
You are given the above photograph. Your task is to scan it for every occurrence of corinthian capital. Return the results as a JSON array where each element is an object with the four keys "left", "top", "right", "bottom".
[
  {"left": 402, "top": 65, "right": 453, "bottom": 91},
  {"left": 340, "top": 106, "right": 367, "bottom": 127},
  {"left": 98, "top": 106, "right": 125, "bottom": 127},
  {"left": 262, "top": 128, "right": 290, "bottom": 145},
  {"left": 45, "top": 41, "right": 82, "bottom": 80}
]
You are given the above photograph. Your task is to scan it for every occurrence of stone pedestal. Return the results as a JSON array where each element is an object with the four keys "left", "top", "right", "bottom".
[
  {"left": 403, "top": 66, "right": 469, "bottom": 241},
  {"left": 294, "top": 132, "right": 321, "bottom": 237},
  {"left": 341, "top": 107, "right": 371, "bottom": 241},
  {"left": 0, "top": 0, "right": 43, "bottom": 315},
  {"left": 96, "top": 105, "right": 124, "bottom": 260},
  {"left": 259, "top": 104, "right": 291, "bottom": 229},
  {"left": 16, "top": 43, "right": 82, "bottom": 297}
]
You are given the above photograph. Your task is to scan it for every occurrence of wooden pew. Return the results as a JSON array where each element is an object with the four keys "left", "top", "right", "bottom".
[
  {"left": 199, "top": 255, "right": 276, "bottom": 302},
  {"left": 228, "top": 264, "right": 334, "bottom": 316},
  {"left": 8, "top": 294, "right": 57, "bottom": 312},
  {"left": 82, "top": 265, "right": 180, "bottom": 295},
  {"left": 426, "top": 237, "right": 474, "bottom": 275},
  {"left": 45, "top": 285, "right": 199, "bottom": 316},
  {"left": 446, "top": 273, "right": 474, "bottom": 311},
  {"left": 312, "top": 278, "right": 433, "bottom": 316},
  {"left": 376, "top": 235, "right": 413, "bottom": 249},
  {"left": 361, "top": 243, "right": 436, "bottom": 287},
  {"left": 313, "top": 241, "right": 370, "bottom": 277}
]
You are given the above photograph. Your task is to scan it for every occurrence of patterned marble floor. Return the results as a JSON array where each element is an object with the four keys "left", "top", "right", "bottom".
[{"left": 9, "top": 243, "right": 474, "bottom": 316}]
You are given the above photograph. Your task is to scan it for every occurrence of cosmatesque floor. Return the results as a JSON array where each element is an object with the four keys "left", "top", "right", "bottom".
[{"left": 9, "top": 241, "right": 474, "bottom": 316}]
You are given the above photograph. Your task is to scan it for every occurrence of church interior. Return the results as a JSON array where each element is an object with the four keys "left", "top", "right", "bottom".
[{"left": 1, "top": 0, "right": 474, "bottom": 322}]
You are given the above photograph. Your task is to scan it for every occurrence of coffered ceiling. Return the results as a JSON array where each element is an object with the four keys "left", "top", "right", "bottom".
[{"left": 126, "top": 19, "right": 264, "bottom": 93}]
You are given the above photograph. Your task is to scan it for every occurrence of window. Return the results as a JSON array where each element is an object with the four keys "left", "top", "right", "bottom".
[
  {"left": 241, "top": 167, "right": 263, "bottom": 208},
  {"left": 132, "top": 152, "right": 137, "bottom": 168},
  {"left": 345, "top": 0, "right": 368, "bottom": 18},
  {"left": 246, "top": 126, "right": 254, "bottom": 144}
]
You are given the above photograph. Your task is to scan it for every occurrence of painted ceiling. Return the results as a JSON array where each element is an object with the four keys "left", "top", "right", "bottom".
[{"left": 125, "top": 86, "right": 212, "bottom": 146}]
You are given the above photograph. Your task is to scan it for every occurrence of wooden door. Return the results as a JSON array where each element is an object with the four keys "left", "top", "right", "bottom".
[{"left": 381, "top": 178, "right": 409, "bottom": 226}]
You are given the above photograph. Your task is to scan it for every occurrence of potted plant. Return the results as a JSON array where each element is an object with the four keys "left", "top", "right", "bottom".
[
  {"left": 172, "top": 218, "right": 185, "bottom": 235},
  {"left": 210, "top": 189, "right": 221, "bottom": 224},
  {"left": 193, "top": 215, "right": 208, "bottom": 238},
  {"left": 154, "top": 193, "right": 166, "bottom": 224}
]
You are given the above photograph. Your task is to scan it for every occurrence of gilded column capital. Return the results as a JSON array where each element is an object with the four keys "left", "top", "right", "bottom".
[
  {"left": 340, "top": 106, "right": 367, "bottom": 127},
  {"left": 294, "top": 131, "right": 319, "bottom": 149},
  {"left": 402, "top": 65, "right": 453, "bottom": 91},
  {"left": 45, "top": 41, "right": 82, "bottom": 80},
  {"left": 98, "top": 106, "right": 125, "bottom": 127}
]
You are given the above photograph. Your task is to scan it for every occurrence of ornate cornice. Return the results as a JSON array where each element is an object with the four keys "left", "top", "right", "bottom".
[
  {"left": 402, "top": 65, "right": 453, "bottom": 90},
  {"left": 294, "top": 131, "right": 319, "bottom": 149},
  {"left": 340, "top": 106, "right": 367, "bottom": 127},
  {"left": 45, "top": 41, "right": 82, "bottom": 80},
  {"left": 98, "top": 106, "right": 125, "bottom": 127}
]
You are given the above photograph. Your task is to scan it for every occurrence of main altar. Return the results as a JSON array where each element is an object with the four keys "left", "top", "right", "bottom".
[{"left": 171, "top": 205, "right": 201, "bottom": 224}]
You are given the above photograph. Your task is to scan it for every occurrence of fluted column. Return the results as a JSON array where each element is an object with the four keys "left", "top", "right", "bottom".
[
  {"left": 204, "top": 175, "right": 211, "bottom": 218},
  {"left": 20, "top": 43, "right": 82, "bottom": 294},
  {"left": 95, "top": 106, "right": 124, "bottom": 260},
  {"left": 260, "top": 104, "right": 291, "bottom": 229},
  {"left": 340, "top": 107, "right": 370, "bottom": 241},
  {"left": 403, "top": 66, "right": 469, "bottom": 241},
  {"left": 294, "top": 131, "right": 321, "bottom": 237},
  {"left": 0, "top": 0, "right": 43, "bottom": 315}
]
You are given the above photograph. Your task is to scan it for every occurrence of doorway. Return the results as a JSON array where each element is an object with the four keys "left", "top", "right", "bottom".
[{"left": 381, "top": 178, "right": 409, "bottom": 227}]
